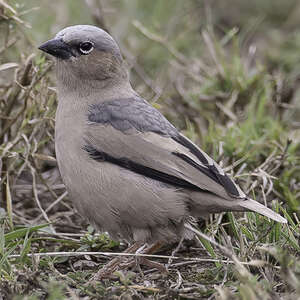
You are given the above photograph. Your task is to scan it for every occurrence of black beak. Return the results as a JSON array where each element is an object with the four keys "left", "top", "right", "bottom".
[{"left": 38, "top": 39, "right": 75, "bottom": 60}]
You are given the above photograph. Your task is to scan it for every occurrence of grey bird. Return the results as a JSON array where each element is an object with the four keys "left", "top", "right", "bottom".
[{"left": 38, "top": 25, "right": 286, "bottom": 252}]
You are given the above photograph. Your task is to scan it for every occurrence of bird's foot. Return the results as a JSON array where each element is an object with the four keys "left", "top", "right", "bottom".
[{"left": 88, "top": 241, "right": 166, "bottom": 283}]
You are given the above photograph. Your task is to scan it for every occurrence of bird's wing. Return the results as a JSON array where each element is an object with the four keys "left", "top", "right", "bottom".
[{"left": 84, "top": 97, "right": 246, "bottom": 200}]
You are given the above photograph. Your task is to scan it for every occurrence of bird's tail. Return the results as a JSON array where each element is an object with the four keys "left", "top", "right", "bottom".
[{"left": 239, "top": 198, "right": 287, "bottom": 223}]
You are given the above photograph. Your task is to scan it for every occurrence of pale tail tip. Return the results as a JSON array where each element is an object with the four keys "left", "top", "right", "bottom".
[
  {"left": 278, "top": 216, "right": 288, "bottom": 224},
  {"left": 240, "top": 198, "right": 288, "bottom": 224}
]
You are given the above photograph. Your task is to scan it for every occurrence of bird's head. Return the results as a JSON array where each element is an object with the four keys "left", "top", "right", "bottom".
[{"left": 39, "top": 25, "right": 128, "bottom": 91}]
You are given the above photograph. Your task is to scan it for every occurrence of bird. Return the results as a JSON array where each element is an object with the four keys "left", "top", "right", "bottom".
[{"left": 38, "top": 25, "right": 286, "bottom": 277}]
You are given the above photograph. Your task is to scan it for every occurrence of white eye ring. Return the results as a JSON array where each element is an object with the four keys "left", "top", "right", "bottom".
[{"left": 79, "top": 41, "right": 94, "bottom": 55}]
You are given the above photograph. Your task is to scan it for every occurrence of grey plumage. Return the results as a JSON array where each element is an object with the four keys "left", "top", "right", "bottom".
[
  {"left": 39, "top": 25, "right": 286, "bottom": 244},
  {"left": 88, "top": 97, "right": 177, "bottom": 136}
]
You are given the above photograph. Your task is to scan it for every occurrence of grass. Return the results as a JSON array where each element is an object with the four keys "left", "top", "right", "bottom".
[{"left": 0, "top": 0, "right": 299, "bottom": 299}]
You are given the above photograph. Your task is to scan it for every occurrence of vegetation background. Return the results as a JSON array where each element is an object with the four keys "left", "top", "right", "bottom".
[{"left": 0, "top": 0, "right": 299, "bottom": 299}]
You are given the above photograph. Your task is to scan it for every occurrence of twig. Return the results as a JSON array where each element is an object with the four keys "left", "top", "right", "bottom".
[
  {"left": 6, "top": 251, "right": 278, "bottom": 269},
  {"left": 202, "top": 30, "right": 225, "bottom": 77},
  {"left": 29, "top": 164, "right": 55, "bottom": 233},
  {"left": 84, "top": 0, "right": 109, "bottom": 33},
  {"left": 0, "top": 59, "right": 52, "bottom": 142},
  {"left": 132, "top": 20, "right": 188, "bottom": 65},
  {"left": 216, "top": 101, "right": 237, "bottom": 121},
  {"left": 33, "top": 191, "right": 68, "bottom": 223},
  {"left": 3, "top": 54, "right": 34, "bottom": 118}
]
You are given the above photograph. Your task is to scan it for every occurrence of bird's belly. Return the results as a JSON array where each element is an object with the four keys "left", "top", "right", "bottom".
[{"left": 55, "top": 132, "right": 188, "bottom": 242}]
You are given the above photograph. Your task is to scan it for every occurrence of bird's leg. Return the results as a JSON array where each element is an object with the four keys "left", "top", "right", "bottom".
[
  {"left": 166, "top": 236, "right": 184, "bottom": 270},
  {"left": 138, "top": 241, "right": 167, "bottom": 273},
  {"left": 90, "top": 241, "right": 167, "bottom": 283},
  {"left": 119, "top": 241, "right": 168, "bottom": 274},
  {"left": 143, "top": 241, "right": 163, "bottom": 254},
  {"left": 90, "top": 241, "right": 144, "bottom": 282}
]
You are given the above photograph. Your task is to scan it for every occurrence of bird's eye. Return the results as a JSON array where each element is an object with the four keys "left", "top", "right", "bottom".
[{"left": 79, "top": 41, "right": 94, "bottom": 55}]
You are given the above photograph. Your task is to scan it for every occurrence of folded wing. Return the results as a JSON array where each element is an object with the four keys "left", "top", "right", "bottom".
[{"left": 85, "top": 97, "right": 245, "bottom": 201}]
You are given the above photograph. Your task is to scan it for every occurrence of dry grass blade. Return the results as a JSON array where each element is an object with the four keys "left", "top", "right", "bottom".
[
  {"left": 0, "top": 63, "right": 18, "bottom": 72},
  {"left": 5, "top": 173, "right": 13, "bottom": 230}
]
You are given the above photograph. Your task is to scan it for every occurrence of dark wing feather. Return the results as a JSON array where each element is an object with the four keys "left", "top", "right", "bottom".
[{"left": 84, "top": 143, "right": 201, "bottom": 191}]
